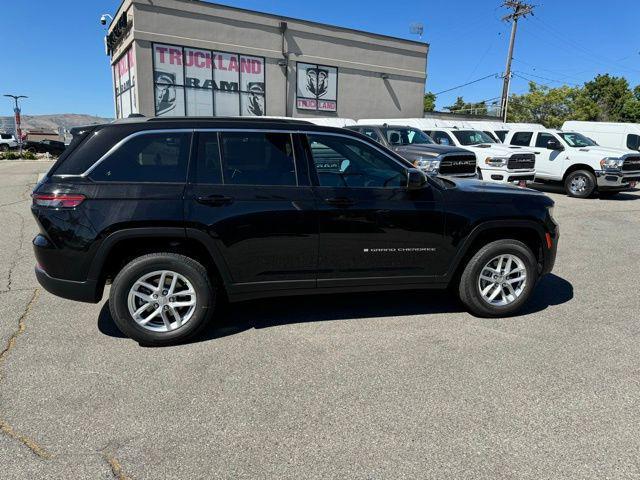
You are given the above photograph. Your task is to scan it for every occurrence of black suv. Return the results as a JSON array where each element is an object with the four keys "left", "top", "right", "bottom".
[
  {"left": 347, "top": 124, "right": 477, "bottom": 177},
  {"left": 32, "top": 117, "right": 558, "bottom": 346}
]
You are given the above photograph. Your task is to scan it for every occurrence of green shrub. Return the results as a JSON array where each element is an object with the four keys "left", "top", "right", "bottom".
[{"left": 0, "top": 151, "right": 39, "bottom": 160}]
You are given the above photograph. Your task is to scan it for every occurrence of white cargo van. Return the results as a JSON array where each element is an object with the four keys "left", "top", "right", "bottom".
[{"left": 562, "top": 121, "right": 640, "bottom": 152}]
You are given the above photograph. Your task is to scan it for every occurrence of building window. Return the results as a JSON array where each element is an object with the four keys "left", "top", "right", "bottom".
[
  {"left": 113, "top": 47, "right": 137, "bottom": 119},
  {"left": 296, "top": 62, "right": 338, "bottom": 112},
  {"left": 152, "top": 43, "right": 265, "bottom": 117}
]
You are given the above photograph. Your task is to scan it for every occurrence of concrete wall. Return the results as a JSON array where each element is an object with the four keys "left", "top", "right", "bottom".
[{"left": 109, "top": 0, "right": 428, "bottom": 119}]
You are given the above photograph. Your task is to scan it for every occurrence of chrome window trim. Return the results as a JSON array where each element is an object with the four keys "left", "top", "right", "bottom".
[{"left": 53, "top": 127, "right": 409, "bottom": 180}]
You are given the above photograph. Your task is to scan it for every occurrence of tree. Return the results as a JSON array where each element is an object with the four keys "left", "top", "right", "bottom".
[
  {"left": 507, "top": 82, "right": 580, "bottom": 128},
  {"left": 423, "top": 92, "right": 436, "bottom": 112},
  {"left": 576, "top": 74, "right": 633, "bottom": 121}
]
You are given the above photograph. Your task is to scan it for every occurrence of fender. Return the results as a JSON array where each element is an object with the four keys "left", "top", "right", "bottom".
[
  {"left": 87, "top": 227, "right": 187, "bottom": 281},
  {"left": 443, "top": 219, "right": 547, "bottom": 281}
]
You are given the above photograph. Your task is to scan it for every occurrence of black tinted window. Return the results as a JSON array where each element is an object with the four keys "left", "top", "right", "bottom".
[
  {"left": 1, "top": 134, "right": 12, "bottom": 140},
  {"left": 429, "top": 131, "right": 454, "bottom": 146},
  {"left": 307, "top": 134, "right": 406, "bottom": 188},
  {"left": 627, "top": 134, "right": 640, "bottom": 150},
  {"left": 90, "top": 132, "right": 191, "bottom": 182},
  {"left": 193, "top": 132, "right": 223, "bottom": 184},
  {"left": 219, "top": 132, "right": 296, "bottom": 186},
  {"left": 510, "top": 132, "right": 533, "bottom": 146},
  {"left": 535, "top": 132, "right": 556, "bottom": 148},
  {"left": 360, "top": 128, "right": 382, "bottom": 143},
  {"left": 495, "top": 130, "right": 508, "bottom": 142}
]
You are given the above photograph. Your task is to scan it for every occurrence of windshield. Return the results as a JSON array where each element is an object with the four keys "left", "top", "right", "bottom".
[
  {"left": 558, "top": 132, "right": 597, "bottom": 147},
  {"left": 383, "top": 127, "right": 434, "bottom": 146},
  {"left": 451, "top": 130, "right": 496, "bottom": 146}
]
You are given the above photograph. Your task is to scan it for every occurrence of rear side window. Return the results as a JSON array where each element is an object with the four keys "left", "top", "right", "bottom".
[
  {"left": 495, "top": 130, "right": 508, "bottom": 142},
  {"left": 484, "top": 131, "right": 499, "bottom": 142},
  {"left": 193, "top": 132, "right": 223, "bottom": 184},
  {"left": 627, "top": 134, "right": 640, "bottom": 150},
  {"left": 429, "top": 131, "right": 454, "bottom": 146},
  {"left": 89, "top": 132, "right": 191, "bottom": 182},
  {"left": 510, "top": 132, "right": 533, "bottom": 146},
  {"left": 1, "top": 134, "right": 12, "bottom": 140},
  {"left": 359, "top": 128, "right": 382, "bottom": 143},
  {"left": 219, "top": 132, "right": 296, "bottom": 186}
]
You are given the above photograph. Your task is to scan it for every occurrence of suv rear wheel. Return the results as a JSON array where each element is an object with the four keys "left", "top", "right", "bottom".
[
  {"left": 564, "top": 169, "right": 596, "bottom": 198},
  {"left": 458, "top": 239, "right": 538, "bottom": 317},
  {"left": 109, "top": 253, "right": 216, "bottom": 346}
]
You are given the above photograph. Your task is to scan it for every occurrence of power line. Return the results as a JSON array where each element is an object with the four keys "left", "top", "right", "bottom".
[
  {"left": 512, "top": 70, "right": 580, "bottom": 87},
  {"left": 433, "top": 73, "right": 500, "bottom": 96}
]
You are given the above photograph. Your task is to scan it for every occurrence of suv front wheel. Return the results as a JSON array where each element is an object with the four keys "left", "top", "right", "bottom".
[
  {"left": 458, "top": 239, "right": 538, "bottom": 317},
  {"left": 109, "top": 253, "right": 216, "bottom": 346}
]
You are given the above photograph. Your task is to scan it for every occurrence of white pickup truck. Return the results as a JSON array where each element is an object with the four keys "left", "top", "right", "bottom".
[
  {"left": 504, "top": 128, "right": 640, "bottom": 198},
  {"left": 422, "top": 127, "right": 536, "bottom": 186},
  {"left": 358, "top": 119, "right": 536, "bottom": 186}
]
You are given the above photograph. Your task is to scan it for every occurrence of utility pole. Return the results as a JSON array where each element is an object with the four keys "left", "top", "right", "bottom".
[
  {"left": 500, "top": 1, "right": 534, "bottom": 122},
  {"left": 3, "top": 94, "right": 28, "bottom": 151}
]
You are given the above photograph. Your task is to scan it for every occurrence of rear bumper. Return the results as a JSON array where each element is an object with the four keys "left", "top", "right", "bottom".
[
  {"left": 595, "top": 170, "right": 640, "bottom": 190},
  {"left": 35, "top": 264, "right": 102, "bottom": 303}
]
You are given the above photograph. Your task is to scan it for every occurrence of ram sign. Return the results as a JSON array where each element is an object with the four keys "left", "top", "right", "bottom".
[
  {"left": 113, "top": 47, "right": 137, "bottom": 119},
  {"left": 152, "top": 43, "right": 266, "bottom": 117}
]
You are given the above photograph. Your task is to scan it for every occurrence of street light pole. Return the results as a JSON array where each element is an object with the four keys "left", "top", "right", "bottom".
[{"left": 3, "top": 94, "right": 28, "bottom": 152}]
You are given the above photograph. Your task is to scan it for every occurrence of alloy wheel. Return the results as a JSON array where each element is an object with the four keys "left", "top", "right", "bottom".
[
  {"left": 127, "top": 270, "right": 197, "bottom": 332},
  {"left": 477, "top": 254, "right": 527, "bottom": 307}
]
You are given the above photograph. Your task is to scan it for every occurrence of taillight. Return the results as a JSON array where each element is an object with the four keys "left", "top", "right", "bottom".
[{"left": 32, "top": 193, "right": 85, "bottom": 208}]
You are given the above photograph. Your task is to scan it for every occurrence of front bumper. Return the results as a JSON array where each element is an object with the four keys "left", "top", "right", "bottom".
[
  {"left": 480, "top": 167, "right": 536, "bottom": 183},
  {"left": 35, "top": 264, "right": 102, "bottom": 303},
  {"left": 595, "top": 170, "right": 640, "bottom": 190}
]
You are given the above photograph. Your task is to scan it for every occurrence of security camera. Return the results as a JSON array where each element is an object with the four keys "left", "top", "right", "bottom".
[{"left": 100, "top": 14, "right": 113, "bottom": 26}]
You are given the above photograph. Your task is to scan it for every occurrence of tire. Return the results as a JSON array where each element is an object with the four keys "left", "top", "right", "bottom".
[
  {"left": 564, "top": 169, "right": 596, "bottom": 198},
  {"left": 109, "top": 252, "right": 216, "bottom": 346},
  {"left": 458, "top": 239, "right": 538, "bottom": 318},
  {"left": 0, "top": 144, "right": 8, "bottom": 152}
]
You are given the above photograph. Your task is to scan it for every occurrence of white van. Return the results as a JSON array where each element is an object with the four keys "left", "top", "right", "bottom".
[
  {"left": 359, "top": 118, "right": 536, "bottom": 185},
  {"left": 562, "top": 121, "right": 640, "bottom": 152}
]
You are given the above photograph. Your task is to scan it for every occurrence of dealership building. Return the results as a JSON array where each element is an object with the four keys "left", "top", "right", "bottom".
[{"left": 107, "top": 0, "right": 429, "bottom": 120}]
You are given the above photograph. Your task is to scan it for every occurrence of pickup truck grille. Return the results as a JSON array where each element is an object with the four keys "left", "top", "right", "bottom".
[
  {"left": 438, "top": 154, "right": 477, "bottom": 176},
  {"left": 508, "top": 153, "right": 535, "bottom": 170},
  {"left": 622, "top": 156, "right": 640, "bottom": 171}
]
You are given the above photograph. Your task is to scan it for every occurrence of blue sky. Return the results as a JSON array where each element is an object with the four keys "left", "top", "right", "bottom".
[{"left": 2, "top": 0, "right": 639, "bottom": 118}]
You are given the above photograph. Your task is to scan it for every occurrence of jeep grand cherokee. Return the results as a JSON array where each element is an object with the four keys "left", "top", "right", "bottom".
[{"left": 32, "top": 117, "right": 558, "bottom": 346}]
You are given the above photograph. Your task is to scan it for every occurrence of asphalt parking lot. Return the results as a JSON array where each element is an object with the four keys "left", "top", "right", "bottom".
[{"left": 1, "top": 159, "right": 639, "bottom": 479}]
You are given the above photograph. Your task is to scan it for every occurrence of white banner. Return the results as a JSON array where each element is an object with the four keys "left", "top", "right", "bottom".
[{"left": 296, "top": 63, "right": 338, "bottom": 112}]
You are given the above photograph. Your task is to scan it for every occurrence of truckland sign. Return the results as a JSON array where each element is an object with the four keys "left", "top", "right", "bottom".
[
  {"left": 153, "top": 43, "right": 265, "bottom": 117},
  {"left": 296, "top": 62, "right": 338, "bottom": 112},
  {"left": 114, "top": 47, "right": 137, "bottom": 119}
]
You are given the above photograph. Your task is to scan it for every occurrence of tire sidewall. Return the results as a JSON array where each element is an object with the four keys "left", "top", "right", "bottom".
[
  {"left": 565, "top": 170, "right": 595, "bottom": 198},
  {"left": 110, "top": 254, "right": 214, "bottom": 345},
  {"left": 460, "top": 241, "right": 538, "bottom": 317}
]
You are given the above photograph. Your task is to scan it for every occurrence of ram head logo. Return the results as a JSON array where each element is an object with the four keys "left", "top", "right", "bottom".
[{"left": 306, "top": 67, "right": 329, "bottom": 98}]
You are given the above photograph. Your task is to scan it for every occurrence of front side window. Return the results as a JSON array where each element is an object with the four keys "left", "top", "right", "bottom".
[
  {"left": 90, "top": 132, "right": 191, "bottom": 182},
  {"left": 558, "top": 132, "right": 597, "bottom": 147},
  {"left": 452, "top": 130, "right": 496, "bottom": 146},
  {"left": 384, "top": 127, "right": 434, "bottom": 146},
  {"left": 359, "top": 128, "right": 382, "bottom": 143},
  {"left": 535, "top": 132, "right": 557, "bottom": 148},
  {"left": 495, "top": 130, "right": 508, "bottom": 142},
  {"left": 627, "top": 134, "right": 640, "bottom": 150},
  {"left": 510, "top": 132, "right": 533, "bottom": 146},
  {"left": 307, "top": 134, "right": 406, "bottom": 188},
  {"left": 219, "top": 132, "right": 296, "bottom": 186}
]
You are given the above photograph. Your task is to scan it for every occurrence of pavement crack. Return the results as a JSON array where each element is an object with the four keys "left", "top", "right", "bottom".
[
  {"left": 103, "top": 451, "right": 133, "bottom": 480},
  {"left": 0, "top": 288, "right": 52, "bottom": 460},
  {"left": 1, "top": 210, "right": 27, "bottom": 292}
]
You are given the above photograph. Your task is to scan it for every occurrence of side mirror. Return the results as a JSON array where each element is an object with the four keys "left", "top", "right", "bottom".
[
  {"left": 407, "top": 168, "right": 427, "bottom": 190},
  {"left": 547, "top": 139, "right": 563, "bottom": 150}
]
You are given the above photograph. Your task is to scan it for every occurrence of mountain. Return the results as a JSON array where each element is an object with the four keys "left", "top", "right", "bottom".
[{"left": 0, "top": 114, "right": 113, "bottom": 133}]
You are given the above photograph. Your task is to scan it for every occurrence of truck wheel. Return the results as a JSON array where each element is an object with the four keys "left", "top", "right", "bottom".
[
  {"left": 109, "top": 252, "right": 216, "bottom": 346},
  {"left": 564, "top": 170, "right": 595, "bottom": 198},
  {"left": 476, "top": 168, "right": 483, "bottom": 180},
  {"left": 458, "top": 239, "right": 538, "bottom": 317},
  {"left": 0, "top": 144, "right": 8, "bottom": 152}
]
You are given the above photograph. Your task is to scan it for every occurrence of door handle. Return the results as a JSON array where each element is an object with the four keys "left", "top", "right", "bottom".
[
  {"left": 196, "top": 194, "right": 234, "bottom": 206},
  {"left": 324, "top": 197, "right": 355, "bottom": 208}
]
